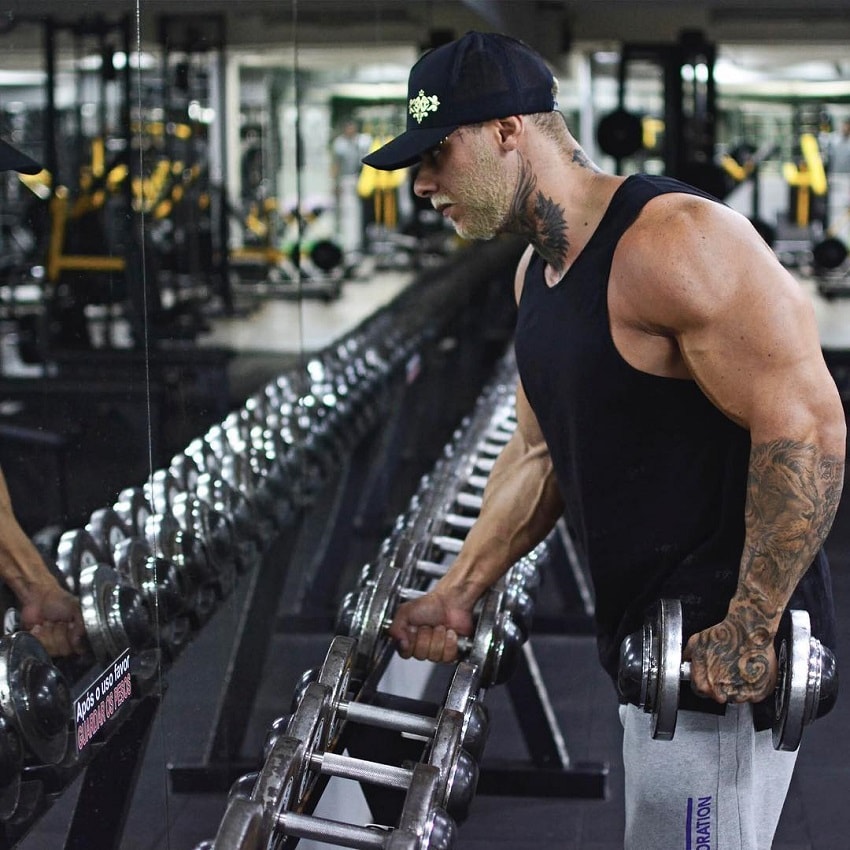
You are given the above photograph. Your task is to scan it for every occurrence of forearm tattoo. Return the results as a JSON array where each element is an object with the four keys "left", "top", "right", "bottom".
[
  {"left": 692, "top": 438, "right": 843, "bottom": 698},
  {"left": 739, "top": 438, "right": 844, "bottom": 618}
]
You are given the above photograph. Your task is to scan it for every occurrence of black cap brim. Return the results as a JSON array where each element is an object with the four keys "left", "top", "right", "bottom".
[
  {"left": 361, "top": 124, "right": 459, "bottom": 171},
  {"left": 0, "top": 139, "right": 42, "bottom": 175}
]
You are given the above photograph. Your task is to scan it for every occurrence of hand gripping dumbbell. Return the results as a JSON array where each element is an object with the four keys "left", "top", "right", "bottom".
[
  {"left": 33, "top": 528, "right": 152, "bottom": 666},
  {"left": 617, "top": 598, "right": 838, "bottom": 750},
  {"left": 212, "top": 759, "right": 454, "bottom": 850},
  {"left": 282, "top": 635, "right": 489, "bottom": 772},
  {"left": 244, "top": 694, "right": 457, "bottom": 850},
  {"left": 337, "top": 564, "right": 523, "bottom": 688}
]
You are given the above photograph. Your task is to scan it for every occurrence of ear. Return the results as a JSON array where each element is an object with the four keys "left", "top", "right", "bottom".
[{"left": 493, "top": 116, "right": 524, "bottom": 152}]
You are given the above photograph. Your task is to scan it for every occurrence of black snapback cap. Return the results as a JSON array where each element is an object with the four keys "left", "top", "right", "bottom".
[
  {"left": 0, "top": 138, "right": 42, "bottom": 174},
  {"left": 362, "top": 31, "right": 556, "bottom": 171}
]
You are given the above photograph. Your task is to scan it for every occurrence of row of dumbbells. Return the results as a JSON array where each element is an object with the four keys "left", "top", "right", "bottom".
[
  {"left": 0, "top": 326, "right": 418, "bottom": 824},
  {"left": 200, "top": 355, "right": 540, "bottom": 848}
]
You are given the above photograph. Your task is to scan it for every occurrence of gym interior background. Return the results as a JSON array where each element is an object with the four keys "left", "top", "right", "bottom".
[{"left": 0, "top": 1, "right": 847, "bottom": 848}]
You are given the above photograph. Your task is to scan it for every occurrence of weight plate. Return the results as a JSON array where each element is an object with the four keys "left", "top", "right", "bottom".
[
  {"left": 428, "top": 708, "right": 477, "bottom": 822},
  {"left": 146, "top": 470, "right": 181, "bottom": 515},
  {"left": 353, "top": 565, "right": 401, "bottom": 674},
  {"left": 86, "top": 508, "right": 130, "bottom": 567},
  {"left": 286, "top": 682, "right": 331, "bottom": 807},
  {"left": 773, "top": 609, "right": 811, "bottom": 751},
  {"left": 169, "top": 453, "right": 200, "bottom": 493},
  {"left": 114, "top": 487, "right": 153, "bottom": 538},
  {"left": 651, "top": 598, "right": 683, "bottom": 741},
  {"left": 250, "top": 734, "right": 305, "bottom": 850},
  {"left": 79, "top": 564, "right": 129, "bottom": 664},
  {"left": 0, "top": 715, "right": 22, "bottom": 819},
  {"left": 317, "top": 635, "right": 356, "bottom": 746},
  {"left": 55, "top": 528, "right": 104, "bottom": 595},
  {"left": 0, "top": 632, "right": 70, "bottom": 764}
]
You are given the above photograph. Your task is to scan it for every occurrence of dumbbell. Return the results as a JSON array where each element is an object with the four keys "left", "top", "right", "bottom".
[
  {"left": 146, "top": 512, "right": 217, "bottom": 626},
  {"left": 171, "top": 492, "right": 237, "bottom": 601},
  {"left": 112, "top": 538, "right": 192, "bottom": 659},
  {"left": 0, "top": 712, "right": 22, "bottom": 820},
  {"left": 33, "top": 529, "right": 152, "bottom": 665},
  {"left": 337, "top": 565, "right": 522, "bottom": 687},
  {"left": 292, "top": 680, "right": 476, "bottom": 821},
  {"left": 214, "top": 758, "right": 454, "bottom": 850},
  {"left": 281, "top": 636, "right": 487, "bottom": 769},
  {"left": 617, "top": 598, "right": 838, "bottom": 750},
  {"left": 0, "top": 631, "right": 70, "bottom": 766},
  {"left": 246, "top": 692, "right": 458, "bottom": 850}
]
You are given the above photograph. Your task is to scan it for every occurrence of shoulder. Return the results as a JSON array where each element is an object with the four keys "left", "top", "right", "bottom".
[{"left": 612, "top": 191, "right": 801, "bottom": 331}]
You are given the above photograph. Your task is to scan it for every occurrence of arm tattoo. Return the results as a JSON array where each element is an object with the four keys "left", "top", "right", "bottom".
[
  {"left": 509, "top": 154, "right": 569, "bottom": 268},
  {"left": 738, "top": 438, "right": 844, "bottom": 620}
]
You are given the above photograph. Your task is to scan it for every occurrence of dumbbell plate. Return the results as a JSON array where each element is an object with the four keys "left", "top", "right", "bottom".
[
  {"left": 773, "top": 609, "right": 812, "bottom": 752},
  {"left": 251, "top": 734, "right": 305, "bottom": 850},
  {"left": 0, "top": 632, "right": 69, "bottom": 764},
  {"left": 317, "top": 635, "right": 355, "bottom": 746},
  {"left": 651, "top": 598, "right": 683, "bottom": 741},
  {"left": 214, "top": 795, "right": 265, "bottom": 850}
]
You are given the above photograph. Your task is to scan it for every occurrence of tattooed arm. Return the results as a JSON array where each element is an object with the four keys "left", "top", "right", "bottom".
[{"left": 614, "top": 193, "right": 846, "bottom": 705}]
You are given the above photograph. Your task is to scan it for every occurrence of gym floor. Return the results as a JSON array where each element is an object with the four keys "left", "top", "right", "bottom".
[{"left": 8, "top": 262, "right": 850, "bottom": 849}]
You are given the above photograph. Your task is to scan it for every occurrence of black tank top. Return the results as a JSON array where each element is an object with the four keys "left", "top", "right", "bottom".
[{"left": 514, "top": 174, "right": 836, "bottom": 684}]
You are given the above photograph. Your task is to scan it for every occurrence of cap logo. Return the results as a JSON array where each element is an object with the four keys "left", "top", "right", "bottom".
[{"left": 409, "top": 90, "right": 440, "bottom": 124}]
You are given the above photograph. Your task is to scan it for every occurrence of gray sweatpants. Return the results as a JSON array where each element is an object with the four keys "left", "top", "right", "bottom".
[{"left": 620, "top": 703, "right": 798, "bottom": 850}]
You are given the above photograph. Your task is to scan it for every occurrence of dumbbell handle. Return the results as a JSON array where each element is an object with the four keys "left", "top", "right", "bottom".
[
  {"left": 339, "top": 699, "right": 436, "bottom": 739},
  {"left": 311, "top": 749, "right": 412, "bottom": 790},
  {"left": 277, "top": 809, "right": 389, "bottom": 849}
]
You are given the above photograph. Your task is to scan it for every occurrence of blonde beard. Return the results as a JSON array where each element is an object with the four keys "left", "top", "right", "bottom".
[{"left": 446, "top": 138, "right": 513, "bottom": 240}]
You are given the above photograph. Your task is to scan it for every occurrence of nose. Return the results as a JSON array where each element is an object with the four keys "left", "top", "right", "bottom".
[{"left": 413, "top": 163, "right": 435, "bottom": 198}]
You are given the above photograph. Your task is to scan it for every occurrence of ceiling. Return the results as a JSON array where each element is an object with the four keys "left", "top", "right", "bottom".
[{"left": 0, "top": 0, "right": 848, "bottom": 95}]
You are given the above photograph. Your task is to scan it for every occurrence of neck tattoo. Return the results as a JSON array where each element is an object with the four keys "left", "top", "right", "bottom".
[{"left": 508, "top": 155, "right": 569, "bottom": 270}]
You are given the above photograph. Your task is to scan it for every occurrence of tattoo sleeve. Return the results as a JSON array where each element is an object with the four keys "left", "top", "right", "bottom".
[{"left": 736, "top": 437, "right": 844, "bottom": 625}]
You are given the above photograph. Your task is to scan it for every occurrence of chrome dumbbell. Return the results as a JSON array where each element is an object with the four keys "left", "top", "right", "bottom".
[
  {"left": 337, "top": 564, "right": 523, "bottom": 687},
  {"left": 617, "top": 598, "right": 839, "bottom": 750}
]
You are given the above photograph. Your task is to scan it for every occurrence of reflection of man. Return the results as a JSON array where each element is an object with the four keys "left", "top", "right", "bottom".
[
  {"left": 0, "top": 138, "right": 86, "bottom": 657},
  {"left": 331, "top": 120, "right": 371, "bottom": 255},
  {"left": 828, "top": 118, "right": 850, "bottom": 238}
]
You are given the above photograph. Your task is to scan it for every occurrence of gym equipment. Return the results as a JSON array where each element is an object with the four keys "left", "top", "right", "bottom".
[
  {"left": 282, "top": 680, "right": 476, "bottom": 821},
  {"left": 310, "top": 636, "right": 487, "bottom": 760},
  {"left": 0, "top": 631, "right": 70, "bottom": 765},
  {"left": 337, "top": 564, "right": 523, "bottom": 687},
  {"left": 78, "top": 564, "right": 153, "bottom": 664},
  {"left": 56, "top": 527, "right": 106, "bottom": 595},
  {"left": 617, "top": 598, "right": 838, "bottom": 750},
  {"left": 216, "top": 758, "right": 454, "bottom": 849}
]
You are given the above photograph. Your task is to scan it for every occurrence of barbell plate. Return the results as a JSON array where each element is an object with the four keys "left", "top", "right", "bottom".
[
  {"left": 651, "top": 598, "right": 683, "bottom": 741},
  {"left": 773, "top": 609, "right": 811, "bottom": 752}
]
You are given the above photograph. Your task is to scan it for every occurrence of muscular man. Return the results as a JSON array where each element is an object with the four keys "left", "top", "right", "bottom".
[
  {"left": 0, "top": 138, "right": 86, "bottom": 657},
  {"left": 362, "top": 32, "right": 845, "bottom": 849}
]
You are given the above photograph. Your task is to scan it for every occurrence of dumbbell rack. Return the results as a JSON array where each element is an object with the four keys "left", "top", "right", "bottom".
[
  {"left": 0, "top": 239, "right": 527, "bottom": 848},
  {"left": 201, "top": 350, "right": 608, "bottom": 849}
]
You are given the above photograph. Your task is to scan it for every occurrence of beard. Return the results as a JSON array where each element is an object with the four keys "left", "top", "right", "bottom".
[{"left": 438, "top": 139, "right": 514, "bottom": 241}]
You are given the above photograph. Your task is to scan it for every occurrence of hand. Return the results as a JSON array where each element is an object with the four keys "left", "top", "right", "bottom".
[
  {"left": 18, "top": 578, "right": 87, "bottom": 658},
  {"left": 386, "top": 589, "right": 475, "bottom": 664},
  {"left": 683, "top": 615, "right": 778, "bottom": 705}
]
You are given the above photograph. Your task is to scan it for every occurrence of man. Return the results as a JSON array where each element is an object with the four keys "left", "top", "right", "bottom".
[
  {"left": 0, "top": 137, "right": 86, "bottom": 657},
  {"left": 362, "top": 32, "right": 845, "bottom": 850}
]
